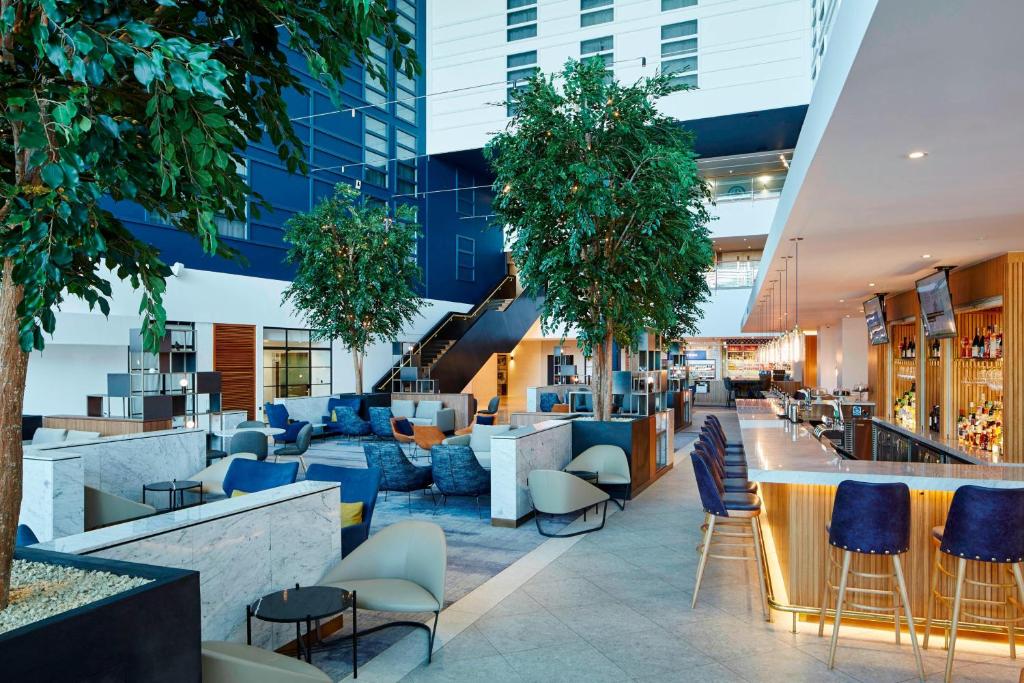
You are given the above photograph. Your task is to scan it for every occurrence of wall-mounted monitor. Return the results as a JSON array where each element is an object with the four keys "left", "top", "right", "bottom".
[
  {"left": 863, "top": 295, "right": 890, "bottom": 345},
  {"left": 916, "top": 270, "right": 958, "bottom": 339}
]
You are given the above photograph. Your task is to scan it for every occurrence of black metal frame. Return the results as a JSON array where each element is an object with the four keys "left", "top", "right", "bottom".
[
  {"left": 436, "top": 493, "right": 489, "bottom": 519},
  {"left": 332, "top": 610, "right": 440, "bottom": 665},
  {"left": 531, "top": 499, "right": 609, "bottom": 538}
]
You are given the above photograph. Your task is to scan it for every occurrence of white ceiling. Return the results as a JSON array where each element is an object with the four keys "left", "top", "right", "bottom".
[{"left": 745, "top": 1, "right": 1024, "bottom": 331}]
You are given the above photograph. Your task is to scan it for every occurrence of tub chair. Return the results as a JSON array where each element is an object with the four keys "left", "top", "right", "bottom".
[
  {"left": 305, "top": 464, "right": 383, "bottom": 557},
  {"left": 317, "top": 521, "right": 447, "bottom": 664},
  {"left": 527, "top": 469, "right": 609, "bottom": 538},
  {"left": 221, "top": 459, "right": 299, "bottom": 497},
  {"left": 390, "top": 416, "right": 417, "bottom": 455},
  {"left": 15, "top": 524, "right": 39, "bottom": 547},
  {"left": 274, "top": 423, "right": 313, "bottom": 472},
  {"left": 431, "top": 444, "right": 490, "bottom": 517},
  {"left": 264, "top": 402, "right": 310, "bottom": 444},
  {"left": 363, "top": 442, "right": 434, "bottom": 511},
  {"left": 324, "top": 406, "right": 371, "bottom": 438},
  {"left": 564, "top": 444, "right": 631, "bottom": 509}
]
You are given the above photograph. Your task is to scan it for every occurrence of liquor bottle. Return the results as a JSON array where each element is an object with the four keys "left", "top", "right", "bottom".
[
  {"left": 993, "top": 324, "right": 1003, "bottom": 359},
  {"left": 972, "top": 328, "right": 982, "bottom": 358},
  {"left": 909, "top": 339, "right": 916, "bottom": 359},
  {"left": 960, "top": 335, "right": 970, "bottom": 358},
  {"left": 983, "top": 325, "right": 992, "bottom": 358}
]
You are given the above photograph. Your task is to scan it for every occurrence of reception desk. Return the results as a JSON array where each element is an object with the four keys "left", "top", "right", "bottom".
[{"left": 737, "top": 399, "right": 1024, "bottom": 634}]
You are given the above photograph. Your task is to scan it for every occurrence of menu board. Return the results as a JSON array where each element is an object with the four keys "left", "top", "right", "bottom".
[{"left": 916, "top": 270, "right": 957, "bottom": 339}]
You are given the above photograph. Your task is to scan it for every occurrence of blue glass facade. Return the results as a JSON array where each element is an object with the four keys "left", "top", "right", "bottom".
[{"left": 104, "top": 1, "right": 506, "bottom": 306}]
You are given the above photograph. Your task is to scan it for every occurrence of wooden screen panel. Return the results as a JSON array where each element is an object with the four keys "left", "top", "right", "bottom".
[
  {"left": 213, "top": 324, "right": 256, "bottom": 420},
  {"left": 1004, "top": 253, "right": 1024, "bottom": 463}
]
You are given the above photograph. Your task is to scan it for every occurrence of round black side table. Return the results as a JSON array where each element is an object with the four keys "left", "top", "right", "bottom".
[
  {"left": 246, "top": 584, "right": 357, "bottom": 676},
  {"left": 142, "top": 479, "right": 202, "bottom": 510}
]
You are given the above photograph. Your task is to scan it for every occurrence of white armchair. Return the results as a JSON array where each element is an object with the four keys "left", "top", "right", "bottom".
[
  {"left": 564, "top": 444, "right": 631, "bottom": 509},
  {"left": 318, "top": 520, "right": 447, "bottom": 663},
  {"left": 201, "top": 641, "right": 330, "bottom": 683},
  {"left": 527, "top": 469, "right": 610, "bottom": 538}
]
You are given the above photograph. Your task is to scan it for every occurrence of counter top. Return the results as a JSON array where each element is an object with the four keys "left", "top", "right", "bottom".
[
  {"left": 871, "top": 416, "right": 1016, "bottom": 466},
  {"left": 737, "top": 399, "right": 1024, "bottom": 491}
]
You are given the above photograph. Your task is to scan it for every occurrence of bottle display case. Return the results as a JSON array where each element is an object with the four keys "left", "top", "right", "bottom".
[{"left": 953, "top": 306, "right": 1004, "bottom": 455}]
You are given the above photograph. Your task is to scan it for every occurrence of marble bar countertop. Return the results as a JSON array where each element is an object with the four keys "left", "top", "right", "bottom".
[
  {"left": 870, "top": 416, "right": 1016, "bottom": 466},
  {"left": 736, "top": 399, "right": 1024, "bottom": 491},
  {"left": 36, "top": 481, "right": 339, "bottom": 555}
]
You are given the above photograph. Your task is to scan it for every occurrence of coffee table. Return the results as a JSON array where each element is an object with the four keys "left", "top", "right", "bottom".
[
  {"left": 143, "top": 479, "right": 203, "bottom": 510},
  {"left": 246, "top": 584, "right": 357, "bottom": 674}
]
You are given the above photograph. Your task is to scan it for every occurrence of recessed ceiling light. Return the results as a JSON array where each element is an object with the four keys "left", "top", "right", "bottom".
[
  {"left": 845, "top": 314, "right": 851, "bottom": 318},
  {"left": 839, "top": 299, "right": 845, "bottom": 303},
  {"left": 868, "top": 283, "right": 875, "bottom": 287},
  {"left": 907, "top": 151, "right": 927, "bottom": 160},
  {"left": 922, "top": 254, "right": 931, "bottom": 258}
]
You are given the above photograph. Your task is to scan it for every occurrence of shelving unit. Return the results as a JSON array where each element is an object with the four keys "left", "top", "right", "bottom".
[
  {"left": 888, "top": 320, "right": 918, "bottom": 427},
  {"left": 951, "top": 306, "right": 1004, "bottom": 454}
]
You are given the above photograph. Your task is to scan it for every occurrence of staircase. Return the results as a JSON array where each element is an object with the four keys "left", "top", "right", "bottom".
[{"left": 374, "top": 275, "right": 542, "bottom": 394}]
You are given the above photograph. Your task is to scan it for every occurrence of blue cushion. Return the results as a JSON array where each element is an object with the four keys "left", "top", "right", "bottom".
[
  {"left": 394, "top": 417, "right": 414, "bottom": 436},
  {"left": 222, "top": 459, "right": 299, "bottom": 497},
  {"left": 539, "top": 392, "right": 561, "bottom": 413},
  {"left": 476, "top": 414, "right": 495, "bottom": 425}
]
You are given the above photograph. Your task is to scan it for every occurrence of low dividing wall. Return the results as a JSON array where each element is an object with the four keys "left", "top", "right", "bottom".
[
  {"left": 490, "top": 420, "right": 573, "bottom": 526},
  {"left": 37, "top": 481, "right": 341, "bottom": 649}
]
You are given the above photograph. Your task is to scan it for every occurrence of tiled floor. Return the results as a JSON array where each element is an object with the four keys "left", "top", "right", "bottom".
[{"left": 346, "top": 409, "right": 1024, "bottom": 683}]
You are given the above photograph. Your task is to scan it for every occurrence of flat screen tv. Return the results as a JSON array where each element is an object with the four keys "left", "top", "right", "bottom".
[
  {"left": 863, "top": 295, "right": 889, "bottom": 345},
  {"left": 916, "top": 270, "right": 958, "bottom": 339}
]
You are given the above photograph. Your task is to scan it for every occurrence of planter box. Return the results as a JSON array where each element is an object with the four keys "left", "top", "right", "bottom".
[{"left": 1, "top": 547, "right": 201, "bottom": 682}]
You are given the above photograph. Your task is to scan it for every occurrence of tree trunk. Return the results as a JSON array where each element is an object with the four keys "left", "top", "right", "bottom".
[
  {"left": 0, "top": 258, "right": 28, "bottom": 610},
  {"left": 592, "top": 325, "right": 615, "bottom": 422},
  {"left": 352, "top": 347, "right": 364, "bottom": 395}
]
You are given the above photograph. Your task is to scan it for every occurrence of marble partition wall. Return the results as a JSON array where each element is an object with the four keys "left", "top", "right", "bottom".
[
  {"left": 20, "top": 449, "right": 84, "bottom": 542},
  {"left": 30, "top": 428, "right": 206, "bottom": 502},
  {"left": 490, "top": 420, "right": 573, "bottom": 526},
  {"left": 38, "top": 481, "right": 341, "bottom": 648}
]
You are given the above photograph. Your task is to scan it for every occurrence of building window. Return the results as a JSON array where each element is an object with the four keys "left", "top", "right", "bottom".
[
  {"left": 506, "top": 50, "right": 538, "bottom": 116},
  {"left": 263, "top": 327, "right": 332, "bottom": 401},
  {"left": 455, "top": 235, "right": 476, "bottom": 282},
  {"left": 507, "top": 0, "right": 537, "bottom": 41},
  {"left": 147, "top": 161, "right": 248, "bottom": 239},
  {"left": 396, "top": 162, "right": 417, "bottom": 195},
  {"left": 661, "top": 20, "right": 698, "bottom": 87},
  {"left": 581, "top": 0, "right": 613, "bottom": 27},
  {"left": 456, "top": 170, "right": 475, "bottom": 216},
  {"left": 581, "top": 36, "right": 613, "bottom": 81},
  {"left": 364, "top": 115, "right": 389, "bottom": 188},
  {"left": 365, "top": 39, "right": 388, "bottom": 109},
  {"left": 662, "top": 0, "right": 697, "bottom": 9}
]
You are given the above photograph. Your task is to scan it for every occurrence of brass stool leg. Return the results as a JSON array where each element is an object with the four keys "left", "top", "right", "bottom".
[
  {"left": 691, "top": 514, "right": 715, "bottom": 608},
  {"left": 944, "top": 557, "right": 968, "bottom": 683},
  {"left": 893, "top": 555, "right": 926, "bottom": 682},
  {"left": 893, "top": 585, "right": 902, "bottom": 646},
  {"left": 923, "top": 548, "right": 941, "bottom": 650},
  {"left": 1011, "top": 564, "right": 1024, "bottom": 660},
  {"left": 827, "top": 550, "right": 852, "bottom": 670},
  {"left": 818, "top": 545, "right": 832, "bottom": 637},
  {"left": 751, "top": 517, "right": 770, "bottom": 622}
]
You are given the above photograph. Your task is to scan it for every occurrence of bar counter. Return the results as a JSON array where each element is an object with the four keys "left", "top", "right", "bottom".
[{"left": 736, "top": 399, "right": 1024, "bottom": 632}]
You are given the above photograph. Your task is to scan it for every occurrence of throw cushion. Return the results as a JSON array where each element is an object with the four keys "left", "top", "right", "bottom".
[
  {"left": 391, "top": 399, "right": 416, "bottom": 419},
  {"left": 340, "top": 501, "right": 364, "bottom": 528},
  {"left": 476, "top": 414, "right": 495, "bottom": 425},
  {"left": 394, "top": 417, "right": 414, "bottom": 437},
  {"left": 469, "top": 423, "right": 512, "bottom": 454},
  {"left": 231, "top": 490, "right": 249, "bottom": 498},
  {"left": 330, "top": 409, "right": 338, "bottom": 422}
]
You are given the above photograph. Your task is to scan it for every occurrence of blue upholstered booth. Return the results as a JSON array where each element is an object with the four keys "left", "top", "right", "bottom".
[
  {"left": 305, "top": 464, "right": 382, "bottom": 557},
  {"left": 221, "top": 459, "right": 299, "bottom": 497},
  {"left": 263, "top": 402, "right": 310, "bottom": 444}
]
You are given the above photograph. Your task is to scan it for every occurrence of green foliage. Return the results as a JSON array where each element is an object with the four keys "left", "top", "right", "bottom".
[
  {"left": 485, "top": 59, "right": 714, "bottom": 357},
  {"left": 282, "top": 183, "right": 423, "bottom": 356},
  {"left": 0, "top": 0, "right": 419, "bottom": 353}
]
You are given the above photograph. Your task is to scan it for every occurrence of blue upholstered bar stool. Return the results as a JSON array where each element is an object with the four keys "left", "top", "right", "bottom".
[
  {"left": 818, "top": 480, "right": 924, "bottom": 681},
  {"left": 923, "top": 485, "right": 1024, "bottom": 683},
  {"left": 693, "top": 441, "right": 757, "bottom": 494},
  {"left": 688, "top": 451, "right": 769, "bottom": 621},
  {"left": 705, "top": 415, "right": 744, "bottom": 452}
]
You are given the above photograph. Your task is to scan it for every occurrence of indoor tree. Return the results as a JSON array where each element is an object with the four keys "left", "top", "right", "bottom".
[
  {"left": 281, "top": 183, "right": 422, "bottom": 395},
  {"left": 0, "top": 0, "right": 418, "bottom": 609},
  {"left": 485, "top": 58, "right": 714, "bottom": 421}
]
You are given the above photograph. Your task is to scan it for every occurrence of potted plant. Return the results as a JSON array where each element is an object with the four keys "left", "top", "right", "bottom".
[{"left": 485, "top": 58, "right": 715, "bottom": 422}]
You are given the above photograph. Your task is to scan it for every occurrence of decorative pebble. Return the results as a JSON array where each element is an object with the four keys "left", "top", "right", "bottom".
[{"left": 0, "top": 560, "right": 152, "bottom": 635}]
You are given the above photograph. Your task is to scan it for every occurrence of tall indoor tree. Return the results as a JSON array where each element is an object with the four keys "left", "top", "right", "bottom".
[
  {"left": 486, "top": 58, "right": 714, "bottom": 421},
  {"left": 0, "top": 0, "right": 418, "bottom": 608},
  {"left": 282, "top": 183, "right": 422, "bottom": 395}
]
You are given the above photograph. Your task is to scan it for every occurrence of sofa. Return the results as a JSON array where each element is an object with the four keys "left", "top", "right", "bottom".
[
  {"left": 25, "top": 427, "right": 101, "bottom": 446},
  {"left": 442, "top": 423, "right": 512, "bottom": 469},
  {"left": 391, "top": 399, "right": 455, "bottom": 434}
]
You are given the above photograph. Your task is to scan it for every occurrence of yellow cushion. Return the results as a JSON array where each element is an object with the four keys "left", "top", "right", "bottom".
[
  {"left": 231, "top": 490, "right": 249, "bottom": 498},
  {"left": 340, "top": 501, "right": 363, "bottom": 528}
]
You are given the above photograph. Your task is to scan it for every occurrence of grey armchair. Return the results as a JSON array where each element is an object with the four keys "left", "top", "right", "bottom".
[
  {"left": 230, "top": 430, "right": 268, "bottom": 460},
  {"left": 527, "top": 469, "right": 609, "bottom": 538},
  {"left": 318, "top": 520, "right": 447, "bottom": 663},
  {"left": 479, "top": 396, "right": 500, "bottom": 416},
  {"left": 201, "top": 641, "right": 330, "bottom": 683},
  {"left": 564, "top": 444, "right": 631, "bottom": 510},
  {"left": 274, "top": 422, "right": 313, "bottom": 472}
]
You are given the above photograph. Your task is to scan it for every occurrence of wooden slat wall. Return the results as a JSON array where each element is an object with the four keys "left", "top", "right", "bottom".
[
  {"left": 1004, "top": 253, "right": 1024, "bottom": 463},
  {"left": 42, "top": 415, "right": 171, "bottom": 436},
  {"left": 213, "top": 324, "right": 256, "bottom": 420}
]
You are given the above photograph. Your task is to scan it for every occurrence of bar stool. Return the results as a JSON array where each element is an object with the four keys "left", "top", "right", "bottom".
[
  {"left": 693, "top": 441, "right": 757, "bottom": 494},
  {"left": 923, "top": 485, "right": 1024, "bottom": 683},
  {"left": 688, "top": 451, "right": 770, "bottom": 621},
  {"left": 698, "top": 431, "right": 747, "bottom": 470},
  {"left": 705, "top": 415, "right": 744, "bottom": 452},
  {"left": 818, "top": 480, "right": 924, "bottom": 681}
]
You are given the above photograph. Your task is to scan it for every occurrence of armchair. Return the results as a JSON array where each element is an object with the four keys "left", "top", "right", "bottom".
[
  {"left": 397, "top": 400, "right": 456, "bottom": 434},
  {"left": 527, "top": 470, "right": 609, "bottom": 538},
  {"left": 221, "top": 459, "right": 299, "bottom": 497},
  {"left": 368, "top": 407, "right": 394, "bottom": 439},
  {"left": 442, "top": 423, "right": 511, "bottom": 470},
  {"left": 538, "top": 392, "right": 562, "bottom": 413},
  {"left": 564, "top": 444, "right": 631, "bottom": 509},
  {"left": 263, "top": 403, "right": 309, "bottom": 444},
  {"left": 306, "top": 464, "right": 382, "bottom": 557},
  {"left": 317, "top": 521, "right": 447, "bottom": 664},
  {"left": 363, "top": 442, "right": 434, "bottom": 511},
  {"left": 431, "top": 445, "right": 490, "bottom": 517},
  {"left": 202, "top": 641, "right": 330, "bottom": 683},
  {"left": 323, "top": 406, "right": 371, "bottom": 437},
  {"left": 190, "top": 453, "right": 258, "bottom": 497}
]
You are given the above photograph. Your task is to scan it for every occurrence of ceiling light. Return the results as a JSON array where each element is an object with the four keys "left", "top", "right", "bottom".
[
  {"left": 839, "top": 299, "right": 845, "bottom": 303},
  {"left": 759, "top": 175, "right": 772, "bottom": 184},
  {"left": 868, "top": 282, "right": 875, "bottom": 287},
  {"left": 922, "top": 254, "right": 931, "bottom": 258},
  {"left": 907, "top": 151, "right": 927, "bottom": 160}
]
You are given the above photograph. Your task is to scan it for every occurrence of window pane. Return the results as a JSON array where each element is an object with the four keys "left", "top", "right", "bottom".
[
  {"left": 662, "top": 20, "right": 697, "bottom": 40},
  {"left": 286, "top": 384, "right": 310, "bottom": 398},
  {"left": 507, "top": 24, "right": 537, "bottom": 41},
  {"left": 263, "top": 328, "right": 287, "bottom": 346},
  {"left": 669, "top": 73, "right": 698, "bottom": 87},
  {"left": 663, "top": 56, "right": 697, "bottom": 75},
  {"left": 397, "top": 103, "right": 416, "bottom": 123},
  {"left": 662, "top": 0, "right": 697, "bottom": 9},
  {"left": 366, "top": 117, "right": 387, "bottom": 137},
  {"left": 662, "top": 38, "right": 697, "bottom": 57},
  {"left": 287, "top": 329, "right": 310, "bottom": 345},
  {"left": 581, "top": 0, "right": 612, "bottom": 8},
  {"left": 580, "top": 36, "right": 613, "bottom": 54},
  {"left": 508, "top": 0, "right": 535, "bottom": 7},
  {"left": 581, "top": 8, "right": 613, "bottom": 26},
  {"left": 311, "top": 349, "right": 331, "bottom": 367},
  {"left": 286, "top": 367, "right": 310, "bottom": 385},
  {"left": 311, "top": 383, "right": 331, "bottom": 397},
  {"left": 507, "top": 8, "right": 536, "bottom": 26},
  {"left": 311, "top": 367, "right": 331, "bottom": 387},
  {"left": 507, "top": 66, "right": 538, "bottom": 83},
  {"left": 397, "top": 129, "right": 417, "bottom": 151},
  {"left": 507, "top": 51, "right": 537, "bottom": 69}
]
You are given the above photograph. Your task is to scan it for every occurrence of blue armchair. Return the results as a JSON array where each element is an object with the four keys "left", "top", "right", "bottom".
[
  {"left": 363, "top": 442, "right": 434, "bottom": 511},
  {"left": 539, "top": 392, "right": 562, "bottom": 413},
  {"left": 368, "top": 407, "right": 393, "bottom": 439},
  {"left": 306, "top": 464, "right": 383, "bottom": 557},
  {"left": 431, "top": 445, "right": 490, "bottom": 518},
  {"left": 16, "top": 524, "right": 38, "bottom": 547},
  {"left": 323, "top": 397, "right": 371, "bottom": 436},
  {"left": 263, "top": 402, "right": 310, "bottom": 444},
  {"left": 222, "top": 459, "right": 299, "bottom": 497}
]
